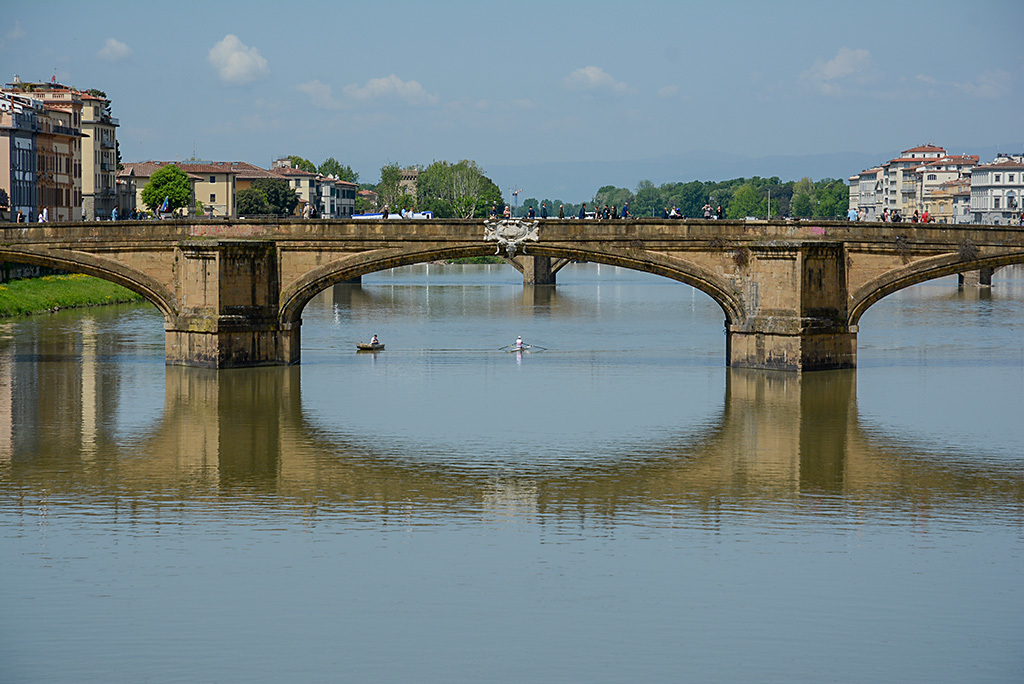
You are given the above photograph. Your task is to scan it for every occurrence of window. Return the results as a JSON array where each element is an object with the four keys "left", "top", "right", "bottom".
[
  {"left": 994, "top": 174, "right": 1001, "bottom": 183},
  {"left": 210, "top": 175, "right": 216, "bottom": 184},
  {"left": 927, "top": 174, "right": 937, "bottom": 180},
  {"left": 994, "top": 197, "right": 1000, "bottom": 209},
  {"left": 1010, "top": 174, "right": 1016, "bottom": 183},
  {"left": 210, "top": 193, "right": 216, "bottom": 203}
]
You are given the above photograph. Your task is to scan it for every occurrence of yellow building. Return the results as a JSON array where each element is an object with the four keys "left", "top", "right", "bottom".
[
  {"left": 80, "top": 92, "right": 119, "bottom": 220},
  {"left": 177, "top": 162, "right": 237, "bottom": 217},
  {"left": 120, "top": 161, "right": 200, "bottom": 216}
]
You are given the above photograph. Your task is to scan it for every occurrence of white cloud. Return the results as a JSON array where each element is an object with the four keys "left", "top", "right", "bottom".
[
  {"left": 1, "top": 20, "right": 25, "bottom": 48},
  {"left": 563, "top": 66, "right": 632, "bottom": 95},
  {"left": 297, "top": 79, "right": 345, "bottom": 110},
  {"left": 956, "top": 69, "right": 1012, "bottom": 99},
  {"left": 343, "top": 74, "right": 439, "bottom": 106},
  {"left": 207, "top": 34, "right": 269, "bottom": 85},
  {"left": 98, "top": 38, "right": 132, "bottom": 62},
  {"left": 800, "top": 47, "right": 873, "bottom": 95},
  {"left": 657, "top": 85, "right": 679, "bottom": 98}
]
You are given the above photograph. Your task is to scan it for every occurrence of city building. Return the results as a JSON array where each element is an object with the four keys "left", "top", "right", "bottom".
[
  {"left": 177, "top": 161, "right": 238, "bottom": 217},
  {"left": 3, "top": 78, "right": 86, "bottom": 221},
  {"left": 120, "top": 161, "right": 200, "bottom": 215},
  {"left": 317, "top": 176, "right": 359, "bottom": 218},
  {"left": 970, "top": 154, "right": 1024, "bottom": 225},
  {"left": 272, "top": 159, "right": 318, "bottom": 215},
  {"left": 0, "top": 91, "right": 40, "bottom": 221},
  {"left": 927, "top": 177, "right": 972, "bottom": 224},
  {"left": 80, "top": 91, "right": 119, "bottom": 220},
  {"left": 115, "top": 167, "right": 137, "bottom": 216},
  {"left": 881, "top": 144, "right": 946, "bottom": 215},
  {"left": 848, "top": 167, "right": 882, "bottom": 221}
]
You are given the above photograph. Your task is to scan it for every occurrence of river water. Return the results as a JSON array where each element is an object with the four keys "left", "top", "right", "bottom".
[{"left": 1, "top": 263, "right": 1022, "bottom": 683}]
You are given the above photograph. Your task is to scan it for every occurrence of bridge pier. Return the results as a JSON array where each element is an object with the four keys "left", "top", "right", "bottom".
[
  {"left": 726, "top": 243, "right": 857, "bottom": 372},
  {"left": 165, "top": 241, "right": 299, "bottom": 369},
  {"left": 958, "top": 268, "right": 993, "bottom": 287},
  {"left": 505, "top": 255, "right": 571, "bottom": 285}
]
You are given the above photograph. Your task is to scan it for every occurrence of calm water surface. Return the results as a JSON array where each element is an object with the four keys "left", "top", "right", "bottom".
[{"left": 1, "top": 264, "right": 1022, "bottom": 683}]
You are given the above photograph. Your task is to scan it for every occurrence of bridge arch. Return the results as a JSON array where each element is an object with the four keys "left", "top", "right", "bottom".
[
  {"left": 0, "top": 247, "right": 177, "bottom": 322},
  {"left": 849, "top": 251, "right": 1024, "bottom": 325},
  {"left": 278, "top": 243, "right": 746, "bottom": 327}
]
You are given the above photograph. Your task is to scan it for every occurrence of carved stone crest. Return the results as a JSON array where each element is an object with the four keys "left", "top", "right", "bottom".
[{"left": 483, "top": 219, "right": 540, "bottom": 258}]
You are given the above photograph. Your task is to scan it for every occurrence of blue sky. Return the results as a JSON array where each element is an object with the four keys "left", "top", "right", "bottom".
[{"left": 4, "top": 0, "right": 1023, "bottom": 200}]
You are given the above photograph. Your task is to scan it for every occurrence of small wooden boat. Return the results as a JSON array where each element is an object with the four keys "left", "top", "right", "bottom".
[{"left": 356, "top": 342, "right": 385, "bottom": 351}]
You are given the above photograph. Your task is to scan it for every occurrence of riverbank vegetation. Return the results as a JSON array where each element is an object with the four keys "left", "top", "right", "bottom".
[{"left": 0, "top": 274, "right": 145, "bottom": 318}]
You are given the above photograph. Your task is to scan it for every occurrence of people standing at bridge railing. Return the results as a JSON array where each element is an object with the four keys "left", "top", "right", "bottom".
[
  {"left": 716, "top": 205, "right": 723, "bottom": 220},
  {"left": 541, "top": 202, "right": 548, "bottom": 219},
  {"left": 558, "top": 204, "right": 565, "bottom": 219},
  {"left": 622, "top": 203, "right": 631, "bottom": 219},
  {"left": 702, "top": 203, "right": 712, "bottom": 219},
  {"left": 848, "top": 207, "right": 859, "bottom": 221},
  {"left": 578, "top": 203, "right": 586, "bottom": 219}
]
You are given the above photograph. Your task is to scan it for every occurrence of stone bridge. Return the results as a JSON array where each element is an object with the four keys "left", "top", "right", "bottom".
[{"left": 2, "top": 218, "right": 1023, "bottom": 371}]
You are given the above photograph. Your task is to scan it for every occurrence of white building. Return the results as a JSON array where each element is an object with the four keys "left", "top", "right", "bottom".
[
  {"left": 970, "top": 154, "right": 1024, "bottom": 225},
  {"left": 881, "top": 144, "right": 946, "bottom": 215},
  {"left": 848, "top": 167, "right": 882, "bottom": 220}
]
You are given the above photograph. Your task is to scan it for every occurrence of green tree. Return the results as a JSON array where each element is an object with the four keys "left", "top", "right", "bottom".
[
  {"left": 790, "top": 177, "right": 816, "bottom": 218},
  {"left": 250, "top": 178, "right": 299, "bottom": 216},
  {"left": 415, "top": 160, "right": 500, "bottom": 219},
  {"left": 815, "top": 179, "right": 849, "bottom": 219},
  {"left": 376, "top": 163, "right": 405, "bottom": 211},
  {"left": 141, "top": 164, "right": 192, "bottom": 213},
  {"left": 288, "top": 155, "right": 317, "bottom": 173},
  {"left": 318, "top": 157, "right": 359, "bottom": 183},
  {"left": 593, "top": 185, "right": 634, "bottom": 214},
  {"left": 237, "top": 187, "right": 271, "bottom": 215},
  {"left": 726, "top": 183, "right": 762, "bottom": 219}
]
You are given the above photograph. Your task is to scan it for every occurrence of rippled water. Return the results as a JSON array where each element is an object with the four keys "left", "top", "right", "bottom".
[{"left": 1, "top": 264, "right": 1022, "bottom": 683}]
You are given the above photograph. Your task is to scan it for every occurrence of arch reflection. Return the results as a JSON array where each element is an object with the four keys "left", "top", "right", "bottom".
[{"left": 2, "top": 343, "right": 1021, "bottom": 521}]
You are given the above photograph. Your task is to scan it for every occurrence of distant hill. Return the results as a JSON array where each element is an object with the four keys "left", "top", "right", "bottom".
[{"left": 485, "top": 144, "right": 1024, "bottom": 204}]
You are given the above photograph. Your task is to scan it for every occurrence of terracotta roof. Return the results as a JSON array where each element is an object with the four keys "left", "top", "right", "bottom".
[
  {"left": 121, "top": 161, "right": 204, "bottom": 181},
  {"left": 275, "top": 166, "right": 318, "bottom": 177},
  {"left": 922, "top": 155, "right": 978, "bottom": 167},
  {"left": 177, "top": 161, "right": 241, "bottom": 175},
  {"left": 974, "top": 159, "right": 1024, "bottom": 170},
  {"left": 901, "top": 144, "right": 946, "bottom": 154}
]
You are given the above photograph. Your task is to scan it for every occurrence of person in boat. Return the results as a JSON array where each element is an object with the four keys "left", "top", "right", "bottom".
[
  {"left": 515, "top": 335, "right": 523, "bottom": 350},
  {"left": 370, "top": 335, "right": 379, "bottom": 345}
]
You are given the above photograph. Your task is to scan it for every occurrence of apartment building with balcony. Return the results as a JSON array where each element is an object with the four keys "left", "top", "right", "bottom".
[
  {"left": 2, "top": 78, "right": 85, "bottom": 221},
  {"left": 80, "top": 91, "right": 119, "bottom": 220},
  {"left": 0, "top": 91, "right": 40, "bottom": 221},
  {"left": 881, "top": 144, "right": 946, "bottom": 215}
]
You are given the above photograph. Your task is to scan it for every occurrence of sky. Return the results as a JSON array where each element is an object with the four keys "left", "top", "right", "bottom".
[{"left": 4, "top": 0, "right": 1023, "bottom": 201}]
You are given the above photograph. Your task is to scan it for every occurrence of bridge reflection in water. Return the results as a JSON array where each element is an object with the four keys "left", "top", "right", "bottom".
[{"left": 2, "top": 347, "right": 1020, "bottom": 520}]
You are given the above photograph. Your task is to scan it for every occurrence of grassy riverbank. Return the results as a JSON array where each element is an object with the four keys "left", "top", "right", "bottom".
[{"left": 0, "top": 274, "right": 145, "bottom": 317}]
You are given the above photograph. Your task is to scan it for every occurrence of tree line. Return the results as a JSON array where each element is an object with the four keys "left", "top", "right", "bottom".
[
  {"left": 515, "top": 176, "right": 849, "bottom": 220},
  {"left": 139, "top": 154, "right": 849, "bottom": 222}
]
